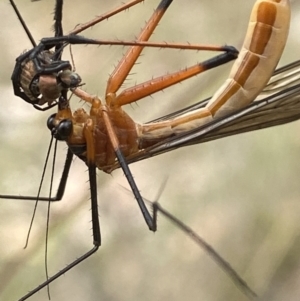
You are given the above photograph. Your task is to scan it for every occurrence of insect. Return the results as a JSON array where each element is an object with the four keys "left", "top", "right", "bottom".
[{"left": 0, "top": 0, "right": 300, "bottom": 298}]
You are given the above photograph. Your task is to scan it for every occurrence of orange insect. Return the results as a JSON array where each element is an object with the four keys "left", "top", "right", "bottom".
[{"left": 2, "top": 0, "right": 300, "bottom": 300}]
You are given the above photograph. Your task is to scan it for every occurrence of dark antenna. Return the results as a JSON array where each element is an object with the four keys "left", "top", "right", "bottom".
[{"left": 9, "top": 0, "right": 36, "bottom": 47}]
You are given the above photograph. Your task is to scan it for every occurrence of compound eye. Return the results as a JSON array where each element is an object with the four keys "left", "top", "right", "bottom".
[
  {"left": 55, "top": 119, "right": 73, "bottom": 140},
  {"left": 68, "top": 72, "right": 82, "bottom": 87},
  {"left": 59, "top": 70, "right": 82, "bottom": 88},
  {"left": 47, "top": 113, "right": 57, "bottom": 131}
]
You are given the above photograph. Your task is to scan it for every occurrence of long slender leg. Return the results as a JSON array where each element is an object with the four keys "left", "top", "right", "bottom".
[
  {"left": 105, "top": 0, "right": 173, "bottom": 96},
  {"left": 9, "top": 0, "right": 36, "bottom": 46},
  {"left": 19, "top": 117, "right": 101, "bottom": 300},
  {"left": 53, "top": 0, "right": 63, "bottom": 38},
  {"left": 18, "top": 163, "right": 100, "bottom": 301},
  {"left": 69, "top": 0, "right": 145, "bottom": 35},
  {"left": 101, "top": 105, "right": 157, "bottom": 230},
  {"left": 0, "top": 149, "right": 73, "bottom": 202},
  {"left": 111, "top": 48, "right": 237, "bottom": 106},
  {"left": 53, "top": 0, "right": 64, "bottom": 60},
  {"left": 31, "top": 35, "right": 238, "bottom": 61},
  {"left": 152, "top": 202, "right": 257, "bottom": 300},
  {"left": 119, "top": 182, "right": 257, "bottom": 299}
]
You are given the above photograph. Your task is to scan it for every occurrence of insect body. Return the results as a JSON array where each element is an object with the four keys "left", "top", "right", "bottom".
[
  {"left": 45, "top": 1, "right": 292, "bottom": 293},
  {"left": 9, "top": 0, "right": 82, "bottom": 110},
  {"left": 51, "top": 0, "right": 291, "bottom": 172},
  {"left": 15, "top": 50, "right": 81, "bottom": 108}
]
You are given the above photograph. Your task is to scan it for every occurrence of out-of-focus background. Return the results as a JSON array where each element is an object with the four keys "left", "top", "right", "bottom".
[{"left": 0, "top": 1, "right": 300, "bottom": 300}]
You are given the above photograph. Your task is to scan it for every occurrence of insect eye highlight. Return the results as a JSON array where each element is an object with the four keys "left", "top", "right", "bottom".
[
  {"left": 47, "top": 114, "right": 72, "bottom": 140},
  {"left": 58, "top": 70, "right": 82, "bottom": 88},
  {"left": 55, "top": 119, "right": 73, "bottom": 140},
  {"left": 46, "top": 113, "right": 57, "bottom": 131}
]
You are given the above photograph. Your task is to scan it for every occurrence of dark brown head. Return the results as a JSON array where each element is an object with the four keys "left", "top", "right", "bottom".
[{"left": 14, "top": 50, "right": 81, "bottom": 109}]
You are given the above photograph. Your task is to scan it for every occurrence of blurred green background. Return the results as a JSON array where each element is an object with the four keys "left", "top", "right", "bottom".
[{"left": 0, "top": 0, "right": 300, "bottom": 300}]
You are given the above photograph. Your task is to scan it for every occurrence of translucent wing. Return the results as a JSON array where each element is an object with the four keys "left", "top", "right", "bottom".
[{"left": 117, "top": 60, "right": 300, "bottom": 167}]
